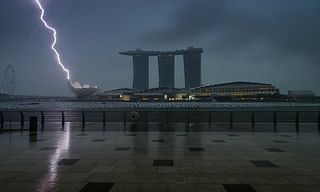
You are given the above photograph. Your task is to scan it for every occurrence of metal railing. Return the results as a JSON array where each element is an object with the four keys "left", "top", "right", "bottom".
[{"left": 1, "top": 110, "right": 319, "bottom": 132}]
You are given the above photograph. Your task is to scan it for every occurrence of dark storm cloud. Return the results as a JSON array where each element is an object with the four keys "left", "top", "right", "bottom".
[
  {"left": 0, "top": 0, "right": 319, "bottom": 96},
  {"left": 142, "top": 0, "right": 320, "bottom": 64},
  {"left": 0, "top": 0, "right": 37, "bottom": 37}
]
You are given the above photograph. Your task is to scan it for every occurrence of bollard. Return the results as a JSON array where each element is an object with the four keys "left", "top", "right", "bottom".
[
  {"left": 295, "top": 112, "right": 300, "bottom": 133},
  {"left": 19, "top": 111, "right": 24, "bottom": 131},
  {"left": 0, "top": 112, "right": 3, "bottom": 130},
  {"left": 230, "top": 111, "right": 233, "bottom": 129},
  {"left": 318, "top": 112, "right": 320, "bottom": 132},
  {"left": 29, "top": 116, "right": 38, "bottom": 135},
  {"left": 208, "top": 111, "right": 212, "bottom": 126},
  {"left": 82, "top": 111, "right": 85, "bottom": 129},
  {"left": 165, "top": 111, "right": 169, "bottom": 125},
  {"left": 61, "top": 111, "right": 65, "bottom": 128},
  {"left": 186, "top": 111, "right": 190, "bottom": 127},
  {"left": 144, "top": 111, "right": 148, "bottom": 123},
  {"left": 41, "top": 111, "right": 45, "bottom": 130},
  {"left": 9, "top": 117, "right": 12, "bottom": 131},
  {"left": 273, "top": 111, "right": 277, "bottom": 132},
  {"left": 123, "top": 111, "right": 127, "bottom": 125},
  {"left": 251, "top": 111, "right": 255, "bottom": 131},
  {"left": 102, "top": 111, "right": 106, "bottom": 128}
]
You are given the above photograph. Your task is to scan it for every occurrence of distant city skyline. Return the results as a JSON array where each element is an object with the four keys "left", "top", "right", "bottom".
[{"left": 0, "top": 0, "right": 319, "bottom": 96}]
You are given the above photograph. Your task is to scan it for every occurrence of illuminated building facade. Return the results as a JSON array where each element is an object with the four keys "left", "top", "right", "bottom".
[{"left": 192, "top": 82, "right": 280, "bottom": 100}]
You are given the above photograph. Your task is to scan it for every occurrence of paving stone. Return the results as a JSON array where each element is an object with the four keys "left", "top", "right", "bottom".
[
  {"left": 251, "top": 185, "right": 285, "bottom": 192},
  {"left": 189, "top": 147, "right": 206, "bottom": 151},
  {"left": 29, "top": 138, "right": 46, "bottom": 142},
  {"left": 40, "top": 146, "right": 57, "bottom": 150},
  {"left": 223, "top": 184, "right": 257, "bottom": 192},
  {"left": 279, "top": 135, "right": 292, "bottom": 137},
  {"left": 85, "top": 173, "right": 113, "bottom": 182},
  {"left": 112, "top": 173, "right": 138, "bottom": 183},
  {"left": 135, "top": 173, "right": 163, "bottom": 183},
  {"left": 162, "top": 174, "right": 186, "bottom": 183},
  {"left": 62, "top": 173, "right": 90, "bottom": 182},
  {"left": 272, "top": 140, "right": 289, "bottom": 143},
  {"left": 264, "top": 148, "right": 285, "bottom": 152},
  {"left": 91, "top": 139, "right": 105, "bottom": 142},
  {"left": 139, "top": 184, "right": 167, "bottom": 192},
  {"left": 197, "top": 184, "right": 226, "bottom": 192},
  {"left": 80, "top": 182, "right": 114, "bottom": 192},
  {"left": 91, "top": 166, "right": 114, "bottom": 173},
  {"left": 153, "top": 160, "right": 174, "bottom": 166},
  {"left": 58, "top": 159, "right": 80, "bottom": 165},
  {"left": 250, "top": 161, "right": 278, "bottom": 167},
  {"left": 285, "top": 176, "right": 319, "bottom": 185},
  {"left": 109, "top": 183, "right": 139, "bottom": 192},
  {"left": 114, "top": 147, "right": 131, "bottom": 151},
  {"left": 168, "top": 183, "right": 197, "bottom": 192}
]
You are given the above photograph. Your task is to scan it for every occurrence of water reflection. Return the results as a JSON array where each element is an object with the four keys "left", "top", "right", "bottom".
[{"left": 37, "top": 122, "right": 71, "bottom": 191}]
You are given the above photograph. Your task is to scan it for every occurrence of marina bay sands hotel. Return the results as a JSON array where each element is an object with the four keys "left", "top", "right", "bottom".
[{"left": 120, "top": 47, "right": 203, "bottom": 90}]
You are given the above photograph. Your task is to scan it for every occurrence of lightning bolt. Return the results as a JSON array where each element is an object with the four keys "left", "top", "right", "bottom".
[{"left": 34, "top": 0, "right": 71, "bottom": 80}]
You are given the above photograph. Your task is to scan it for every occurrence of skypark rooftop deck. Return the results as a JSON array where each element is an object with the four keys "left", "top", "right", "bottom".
[{"left": 119, "top": 47, "right": 203, "bottom": 56}]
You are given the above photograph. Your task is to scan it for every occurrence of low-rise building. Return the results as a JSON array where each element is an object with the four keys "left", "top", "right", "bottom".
[
  {"left": 288, "top": 90, "right": 316, "bottom": 101},
  {"left": 191, "top": 82, "right": 282, "bottom": 101},
  {"left": 192, "top": 82, "right": 279, "bottom": 96},
  {"left": 97, "top": 88, "right": 135, "bottom": 101},
  {"left": 97, "top": 82, "right": 285, "bottom": 102}
]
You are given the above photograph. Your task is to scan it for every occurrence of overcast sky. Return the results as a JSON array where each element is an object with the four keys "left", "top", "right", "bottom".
[{"left": 0, "top": 0, "right": 319, "bottom": 96}]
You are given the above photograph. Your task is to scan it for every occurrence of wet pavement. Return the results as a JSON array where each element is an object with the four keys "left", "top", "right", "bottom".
[{"left": 0, "top": 123, "right": 320, "bottom": 192}]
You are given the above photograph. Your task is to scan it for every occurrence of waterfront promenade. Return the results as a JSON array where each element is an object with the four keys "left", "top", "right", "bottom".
[
  {"left": 0, "top": 122, "right": 320, "bottom": 192},
  {"left": 0, "top": 102, "right": 320, "bottom": 191}
]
